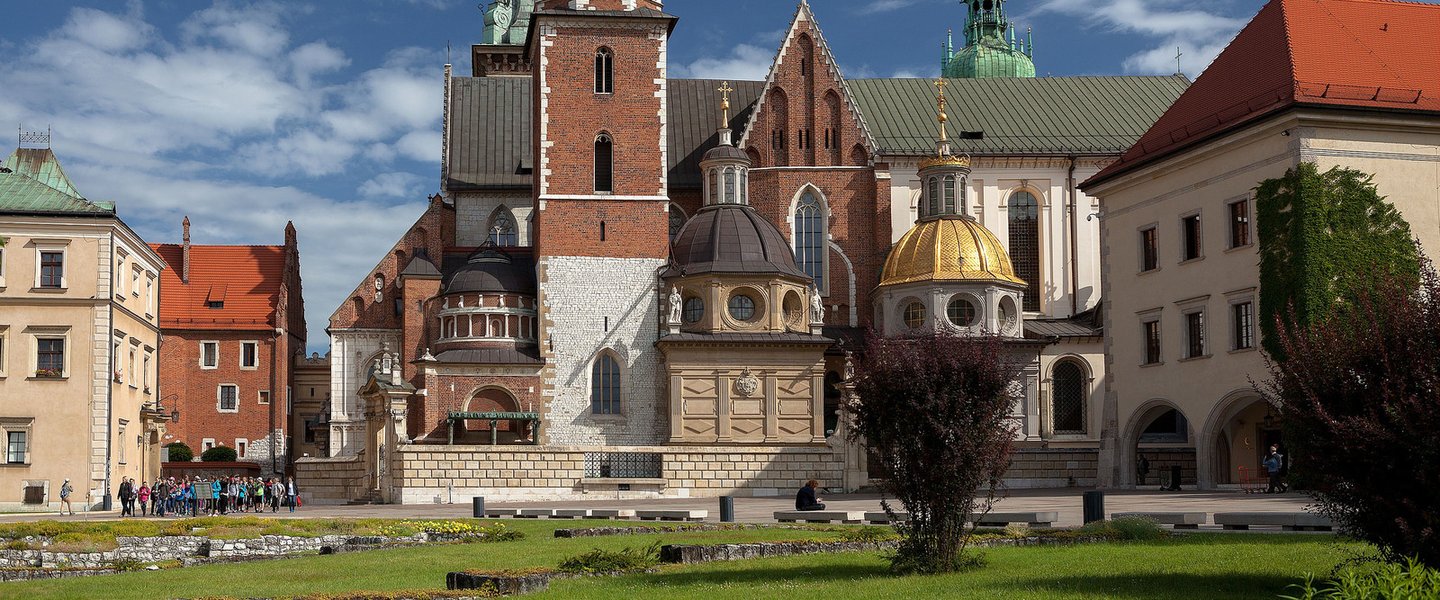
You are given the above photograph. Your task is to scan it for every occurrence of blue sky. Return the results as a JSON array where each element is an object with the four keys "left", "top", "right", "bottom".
[{"left": 0, "top": 0, "right": 1358, "bottom": 352}]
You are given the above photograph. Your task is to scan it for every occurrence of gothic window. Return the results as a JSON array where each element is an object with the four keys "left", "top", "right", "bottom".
[
  {"left": 594, "top": 47, "right": 613, "bottom": 94},
  {"left": 1008, "top": 190, "right": 1041, "bottom": 311},
  {"left": 1051, "top": 360, "right": 1086, "bottom": 434},
  {"left": 668, "top": 205, "right": 687, "bottom": 242},
  {"left": 487, "top": 207, "right": 518, "bottom": 246},
  {"left": 590, "top": 353, "right": 621, "bottom": 415},
  {"left": 794, "top": 189, "right": 826, "bottom": 293},
  {"left": 595, "top": 134, "right": 613, "bottom": 193}
]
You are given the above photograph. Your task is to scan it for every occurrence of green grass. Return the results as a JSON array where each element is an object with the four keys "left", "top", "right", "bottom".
[{"left": 0, "top": 520, "right": 1363, "bottom": 600}]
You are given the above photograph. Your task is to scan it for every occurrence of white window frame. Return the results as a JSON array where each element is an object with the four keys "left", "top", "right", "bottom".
[
  {"left": 130, "top": 265, "right": 141, "bottom": 297},
  {"left": 33, "top": 241, "right": 69, "bottom": 290},
  {"left": 217, "top": 384, "right": 240, "bottom": 413},
  {"left": 200, "top": 341, "right": 219, "bottom": 369},
  {"left": 117, "top": 419, "right": 128, "bottom": 465},
  {"left": 202, "top": 438, "right": 216, "bottom": 451},
  {"left": 258, "top": 389, "right": 271, "bottom": 405},
  {"left": 115, "top": 249, "right": 127, "bottom": 295},
  {"left": 236, "top": 438, "right": 248, "bottom": 457},
  {"left": 0, "top": 326, "right": 8, "bottom": 378},
  {"left": 29, "top": 327, "right": 70, "bottom": 379},
  {"left": 239, "top": 341, "right": 259, "bottom": 369},
  {"left": 127, "top": 343, "right": 139, "bottom": 389},
  {"left": 145, "top": 273, "right": 156, "bottom": 317},
  {"left": 1, "top": 418, "right": 35, "bottom": 465},
  {"left": 142, "top": 349, "right": 153, "bottom": 394}
]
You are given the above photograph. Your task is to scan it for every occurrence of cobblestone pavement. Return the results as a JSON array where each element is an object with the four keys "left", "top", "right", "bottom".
[{"left": 0, "top": 488, "right": 1316, "bottom": 529}]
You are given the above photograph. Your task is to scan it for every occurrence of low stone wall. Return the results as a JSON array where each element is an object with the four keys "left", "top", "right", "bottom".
[
  {"left": 1138, "top": 448, "right": 1199, "bottom": 487},
  {"left": 293, "top": 454, "right": 368, "bottom": 505},
  {"left": 0, "top": 533, "right": 436, "bottom": 569},
  {"left": 1004, "top": 448, "right": 1100, "bottom": 488},
  {"left": 0, "top": 567, "right": 118, "bottom": 581}
]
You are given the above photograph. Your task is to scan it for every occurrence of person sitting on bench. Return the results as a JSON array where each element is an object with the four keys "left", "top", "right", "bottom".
[{"left": 795, "top": 479, "right": 826, "bottom": 511}]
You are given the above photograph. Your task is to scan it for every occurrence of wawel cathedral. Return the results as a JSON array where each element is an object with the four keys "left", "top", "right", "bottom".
[{"left": 307, "top": 0, "right": 1187, "bottom": 503}]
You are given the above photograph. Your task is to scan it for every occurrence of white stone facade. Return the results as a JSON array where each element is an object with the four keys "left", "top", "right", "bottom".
[
  {"left": 328, "top": 328, "right": 401, "bottom": 456},
  {"left": 538, "top": 256, "right": 667, "bottom": 447}
]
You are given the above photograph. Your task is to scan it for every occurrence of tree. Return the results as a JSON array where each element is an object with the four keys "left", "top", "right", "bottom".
[
  {"left": 848, "top": 331, "right": 1023, "bottom": 573},
  {"left": 1256, "top": 162, "right": 1419, "bottom": 359},
  {"left": 163, "top": 441, "right": 193, "bottom": 462},
  {"left": 1262, "top": 264, "right": 1440, "bottom": 568},
  {"left": 201, "top": 445, "right": 238, "bottom": 462}
]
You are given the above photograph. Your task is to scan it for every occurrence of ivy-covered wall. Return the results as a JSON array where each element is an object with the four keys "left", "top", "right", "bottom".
[{"left": 1256, "top": 162, "right": 1420, "bottom": 359}]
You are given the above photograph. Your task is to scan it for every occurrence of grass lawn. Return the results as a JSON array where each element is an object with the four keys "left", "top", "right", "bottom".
[{"left": 0, "top": 519, "right": 1363, "bottom": 600}]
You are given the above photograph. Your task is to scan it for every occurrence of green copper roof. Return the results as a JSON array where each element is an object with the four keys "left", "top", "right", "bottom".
[
  {"left": 0, "top": 147, "right": 112, "bottom": 215},
  {"left": 482, "top": 0, "right": 534, "bottom": 45},
  {"left": 944, "top": 0, "right": 1036, "bottom": 79},
  {"left": 847, "top": 75, "right": 1190, "bottom": 155}
]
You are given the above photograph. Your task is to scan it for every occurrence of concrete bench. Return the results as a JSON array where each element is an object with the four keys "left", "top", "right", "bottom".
[
  {"left": 483, "top": 508, "right": 519, "bottom": 518},
  {"left": 551, "top": 509, "right": 591, "bottom": 519},
  {"left": 974, "top": 512, "right": 1059, "bottom": 528},
  {"left": 516, "top": 509, "right": 556, "bottom": 518},
  {"left": 1112, "top": 512, "right": 1207, "bottom": 529},
  {"left": 863, "top": 511, "right": 910, "bottom": 525},
  {"left": 773, "top": 510, "right": 865, "bottom": 524},
  {"left": 636, "top": 510, "right": 707, "bottom": 522},
  {"left": 588, "top": 509, "right": 636, "bottom": 520},
  {"left": 1214, "top": 512, "right": 1333, "bottom": 531}
]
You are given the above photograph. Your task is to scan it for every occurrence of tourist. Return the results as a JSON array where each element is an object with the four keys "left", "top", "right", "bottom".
[
  {"left": 211, "top": 478, "right": 224, "bottom": 516},
  {"left": 138, "top": 482, "right": 151, "bottom": 516},
  {"left": 286, "top": 476, "right": 298, "bottom": 513},
  {"left": 59, "top": 478, "right": 74, "bottom": 516},
  {"left": 253, "top": 477, "right": 266, "bottom": 512},
  {"left": 1264, "top": 444, "right": 1287, "bottom": 493},
  {"left": 118, "top": 477, "right": 134, "bottom": 517},
  {"left": 795, "top": 479, "right": 826, "bottom": 511},
  {"left": 269, "top": 478, "right": 285, "bottom": 512}
]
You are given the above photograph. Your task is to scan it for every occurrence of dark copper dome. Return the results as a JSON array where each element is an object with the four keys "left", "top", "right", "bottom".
[
  {"left": 442, "top": 248, "right": 536, "bottom": 295},
  {"left": 663, "top": 204, "right": 809, "bottom": 279}
]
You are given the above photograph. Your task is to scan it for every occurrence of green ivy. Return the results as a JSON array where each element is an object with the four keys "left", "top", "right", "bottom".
[{"left": 1256, "top": 162, "right": 1420, "bottom": 360}]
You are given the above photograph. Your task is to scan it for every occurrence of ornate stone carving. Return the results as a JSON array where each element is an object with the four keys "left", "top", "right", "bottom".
[
  {"left": 734, "top": 369, "right": 760, "bottom": 397},
  {"left": 809, "top": 284, "right": 825, "bottom": 324},
  {"left": 667, "top": 286, "right": 682, "bottom": 326}
]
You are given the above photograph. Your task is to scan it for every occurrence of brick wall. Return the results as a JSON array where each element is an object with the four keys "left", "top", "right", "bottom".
[
  {"left": 416, "top": 371, "right": 545, "bottom": 441},
  {"left": 157, "top": 330, "right": 287, "bottom": 471}
]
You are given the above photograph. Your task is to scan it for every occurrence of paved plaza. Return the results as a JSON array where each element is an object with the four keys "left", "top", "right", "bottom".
[{"left": 0, "top": 488, "right": 1315, "bottom": 529}]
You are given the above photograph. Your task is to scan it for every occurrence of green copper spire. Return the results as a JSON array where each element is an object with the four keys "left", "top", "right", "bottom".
[{"left": 942, "top": 0, "right": 1036, "bottom": 79}]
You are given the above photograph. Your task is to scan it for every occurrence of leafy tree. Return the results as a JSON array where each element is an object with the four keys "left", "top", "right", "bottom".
[
  {"left": 848, "top": 331, "right": 1023, "bottom": 573},
  {"left": 201, "top": 445, "right": 238, "bottom": 462},
  {"left": 1262, "top": 264, "right": 1440, "bottom": 568},
  {"left": 163, "top": 442, "right": 193, "bottom": 462},
  {"left": 1256, "top": 162, "right": 1419, "bottom": 359}
]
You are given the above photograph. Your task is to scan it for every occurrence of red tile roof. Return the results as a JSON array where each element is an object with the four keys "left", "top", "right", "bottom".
[
  {"left": 149, "top": 244, "right": 286, "bottom": 330},
  {"left": 1086, "top": 0, "right": 1440, "bottom": 187}
]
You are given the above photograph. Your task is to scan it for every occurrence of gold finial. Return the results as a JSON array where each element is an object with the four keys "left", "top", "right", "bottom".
[
  {"left": 934, "top": 78, "right": 949, "bottom": 143},
  {"left": 718, "top": 81, "right": 735, "bottom": 127}
]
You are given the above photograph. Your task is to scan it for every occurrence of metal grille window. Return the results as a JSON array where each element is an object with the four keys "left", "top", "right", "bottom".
[
  {"left": 6, "top": 432, "right": 25, "bottom": 464},
  {"left": 1051, "top": 361, "right": 1086, "bottom": 434},
  {"left": 1182, "top": 214, "right": 1202, "bottom": 261},
  {"left": 594, "top": 134, "right": 613, "bottom": 193},
  {"left": 1233, "top": 302, "right": 1254, "bottom": 350},
  {"left": 682, "top": 297, "right": 704, "bottom": 324},
  {"left": 1140, "top": 227, "right": 1158, "bottom": 271},
  {"left": 1185, "top": 311, "right": 1206, "bottom": 358},
  {"left": 594, "top": 47, "right": 613, "bottom": 94},
  {"left": 488, "top": 209, "right": 518, "bottom": 246},
  {"left": 1229, "top": 200, "right": 1250, "bottom": 248},
  {"left": 903, "top": 301, "right": 926, "bottom": 329},
  {"left": 591, "top": 354, "right": 621, "bottom": 415},
  {"left": 1008, "top": 191, "right": 1040, "bottom": 311},
  {"left": 794, "top": 191, "right": 826, "bottom": 293},
  {"left": 584, "top": 452, "right": 661, "bottom": 478},
  {"left": 1143, "top": 320, "right": 1161, "bottom": 365},
  {"left": 727, "top": 294, "right": 756, "bottom": 321},
  {"left": 39, "top": 251, "right": 63, "bottom": 288},
  {"left": 218, "top": 384, "right": 239, "bottom": 411},
  {"left": 37, "top": 338, "right": 64, "bottom": 374}
]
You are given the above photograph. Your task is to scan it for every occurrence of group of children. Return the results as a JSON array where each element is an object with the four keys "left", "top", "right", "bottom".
[{"left": 115, "top": 475, "right": 299, "bottom": 517}]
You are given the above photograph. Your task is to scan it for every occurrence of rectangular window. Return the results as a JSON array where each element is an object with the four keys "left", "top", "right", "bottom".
[
  {"left": 1186, "top": 311, "right": 1207, "bottom": 358},
  {"left": 200, "top": 342, "right": 218, "bottom": 369},
  {"left": 146, "top": 274, "right": 155, "bottom": 315},
  {"left": 1140, "top": 227, "right": 1158, "bottom": 272},
  {"left": 236, "top": 439, "right": 248, "bottom": 457},
  {"left": 240, "top": 341, "right": 259, "bottom": 369},
  {"left": 118, "top": 421, "right": 127, "bottom": 464},
  {"left": 1182, "top": 214, "right": 1202, "bottom": 261},
  {"left": 1229, "top": 200, "right": 1251, "bottom": 248},
  {"left": 6, "top": 432, "right": 25, "bottom": 464},
  {"left": 1143, "top": 320, "right": 1162, "bottom": 365},
  {"left": 39, "top": 251, "right": 64, "bottom": 288},
  {"left": 116, "top": 253, "right": 127, "bottom": 295},
  {"left": 36, "top": 338, "right": 64, "bottom": 376},
  {"left": 0, "top": 247, "right": 6, "bottom": 287},
  {"left": 130, "top": 266, "right": 141, "bottom": 297},
  {"left": 258, "top": 390, "right": 271, "bottom": 405},
  {"left": 1233, "top": 301, "right": 1255, "bottom": 350},
  {"left": 218, "top": 384, "right": 239, "bottom": 412},
  {"left": 143, "top": 352, "right": 152, "bottom": 393},
  {"left": 128, "top": 347, "right": 138, "bottom": 388},
  {"left": 202, "top": 438, "right": 215, "bottom": 451}
]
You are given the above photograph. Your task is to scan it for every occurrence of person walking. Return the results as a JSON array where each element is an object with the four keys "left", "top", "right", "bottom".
[
  {"left": 286, "top": 476, "right": 298, "bottom": 513},
  {"left": 253, "top": 478, "right": 265, "bottom": 513},
  {"left": 270, "top": 478, "right": 284, "bottom": 513},
  {"left": 118, "top": 478, "right": 133, "bottom": 517},
  {"left": 138, "top": 482, "right": 151, "bottom": 517},
  {"left": 59, "top": 478, "right": 74, "bottom": 515},
  {"left": 1264, "top": 444, "right": 1287, "bottom": 493}
]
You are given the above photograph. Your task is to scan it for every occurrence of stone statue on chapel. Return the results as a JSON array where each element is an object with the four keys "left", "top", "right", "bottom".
[
  {"left": 809, "top": 284, "right": 825, "bottom": 324},
  {"left": 667, "top": 286, "right": 683, "bottom": 327}
]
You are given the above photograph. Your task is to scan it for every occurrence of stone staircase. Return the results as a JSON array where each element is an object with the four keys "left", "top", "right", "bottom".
[{"left": 345, "top": 490, "right": 383, "bottom": 506}]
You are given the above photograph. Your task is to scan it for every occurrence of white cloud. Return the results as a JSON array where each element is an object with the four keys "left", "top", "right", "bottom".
[
  {"left": 671, "top": 44, "right": 773, "bottom": 81},
  {"left": 358, "top": 172, "right": 427, "bottom": 199},
  {"left": 60, "top": 7, "right": 153, "bottom": 52},
  {"left": 395, "top": 130, "right": 442, "bottom": 164},
  {"left": 180, "top": 2, "right": 291, "bottom": 56},
  {"left": 857, "top": 0, "right": 919, "bottom": 15},
  {"left": 1030, "top": 0, "right": 1248, "bottom": 76},
  {"left": 291, "top": 41, "right": 350, "bottom": 84}
]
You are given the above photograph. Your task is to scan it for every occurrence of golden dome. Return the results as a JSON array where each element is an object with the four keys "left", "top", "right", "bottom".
[{"left": 880, "top": 215, "right": 1026, "bottom": 287}]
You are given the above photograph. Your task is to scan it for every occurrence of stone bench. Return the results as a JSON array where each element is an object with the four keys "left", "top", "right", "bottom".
[
  {"left": 1214, "top": 512, "right": 1333, "bottom": 531},
  {"left": 589, "top": 509, "right": 636, "bottom": 520},
  {"left": 516, "top": 509, "right": 556, "bottom": 518},
  {"left": 974, "top": 512, "right": 1059, "bottom": 528},
  {"left": 483, "top": 508, "right": 519, "bottom": 518},
  {"left": 773, "top": 510, "right": 865, "bottom": 524},
  {"left": 863, "top": 511, "right": 910, "bottom": 525},
  {"left": 1112, "top": 512, "right": 1208, "bottom": 529},
  {"left": 550, "top": 509, "right": 592, "bottom": 519},
  {"left": 636, "top": 510, "right": 707, "bottom": 522}
]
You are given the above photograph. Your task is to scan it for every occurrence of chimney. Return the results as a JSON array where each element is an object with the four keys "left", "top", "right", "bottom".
[{"left": 182, "top": 216, "right": 191, "bottom": 284}]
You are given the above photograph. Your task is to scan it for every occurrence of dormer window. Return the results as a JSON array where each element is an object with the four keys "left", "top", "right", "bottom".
[{"left": 207, "top": 301, "right": 224, "bottom": 309}]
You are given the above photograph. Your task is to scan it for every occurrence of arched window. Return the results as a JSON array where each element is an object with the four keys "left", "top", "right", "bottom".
[
  {"left": 487, "top": 207, "right": 518, "bottom": 246},
  {"left": 590, "top": 353, "right": 621, "bottom": 415},
  {"left": 794, "top": 189, "right": 826, "bottom": 293},
  {"left": 926, "top": 177, "right": 939, "bottom": 217},
  {"left": 595, "top": 134, "right": 614, "bottom": 193},
  {"left": 709, "top": 169, "right": 719, "bottom": 204},
  {"left": 724, "top": 167, "right": 737, "bottom": 204},
  {"left": 943, "top": 175, "right": 957, "bottom": 214},
  {"left": 594, "top": 47, "right": 613, "bottom": 94},
  {"left": 668, "top": 204, "right": 686, "bottom": 242},
  {"left": 1051, "top": 360, "right": 1086, "bottom": 434},
  {"left": 1008, "top": 190, "right": 1041, "bottom": 311},
  {"left": 739, "top": 169, "right": 748, "bottom": 205}
]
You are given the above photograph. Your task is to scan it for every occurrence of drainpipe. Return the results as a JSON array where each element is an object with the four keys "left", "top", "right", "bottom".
[
  {"left": 103, "top": 232, "right": 115, "bottom": 511},
  {"left": 1067, "top": 156, "right": 1079, "bottom": 317},
  {"left": 270, "top": 326, "right": 281, "bottom": 476}
]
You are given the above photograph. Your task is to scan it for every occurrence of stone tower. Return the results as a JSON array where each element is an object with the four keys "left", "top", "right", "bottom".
[
  {"left": 942, "top": 0, "right": 1036, "bottom": 79},
  {"left": 529, "top": 0, "right": 674, "bottom": 446}
]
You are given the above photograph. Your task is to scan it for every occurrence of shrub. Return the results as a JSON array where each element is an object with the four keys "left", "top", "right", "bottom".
[
  {"left": 556, "top": 542, "right": 661, "bottom": 575},
  {"left": 1281, "top": 558, "right": 1440, "bottom": 600},
  {"left": 1078, "top": 517, "right": 1166, "bottom": 542},
  {"left": 201, "top": 445, "right": 237, "bottom": 462},
  {"left": 835, "top": 527, "right": 899, "bottom": 543},
  {"left": 163, "top": 442, "right": 194, "bottom": 462}
]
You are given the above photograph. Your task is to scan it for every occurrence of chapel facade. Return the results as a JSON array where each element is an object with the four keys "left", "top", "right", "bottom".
[{"left": 304, "top": 0, "right": 1188, "bottom": 503}]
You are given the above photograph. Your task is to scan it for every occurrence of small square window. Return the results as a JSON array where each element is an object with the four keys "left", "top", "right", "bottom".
[{"left": 258, "top": 390, "right": 270, "bottom": 405}]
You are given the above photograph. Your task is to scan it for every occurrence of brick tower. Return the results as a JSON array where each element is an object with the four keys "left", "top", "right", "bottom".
[{"left": 529, "top": 0, "right": 675, "bottom": 445}]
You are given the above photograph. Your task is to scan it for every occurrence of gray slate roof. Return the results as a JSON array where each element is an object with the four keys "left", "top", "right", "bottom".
[
  {"left": 846, "top": 76, "right": 1189, "bottom": 155},
  {"left": 657, "top": 331, "right": 833, "bottom": 345},
  {"left": 433, "top": 346, "right": 543, "bottom": 365}
]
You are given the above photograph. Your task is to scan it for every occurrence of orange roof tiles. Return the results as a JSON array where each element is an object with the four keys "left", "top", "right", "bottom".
[
  {"left": 149, "top": 244, "right": 286, "bottom": 330},
  {"left": 1087, "top": 0, "right": 1440, "bottom": 186}
]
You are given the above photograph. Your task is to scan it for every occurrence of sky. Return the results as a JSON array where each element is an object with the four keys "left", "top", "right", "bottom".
[{"left": 0, "top": 0, "right": 1376, "bottom": 353}]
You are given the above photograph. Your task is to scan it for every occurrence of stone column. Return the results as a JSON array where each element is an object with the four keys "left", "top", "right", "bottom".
[
  {"left": 668, "top": 374, "right": 685, "bottom": 442},
  {"left": 810, "top": 371, "right": 825, "bottom": 444}
]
